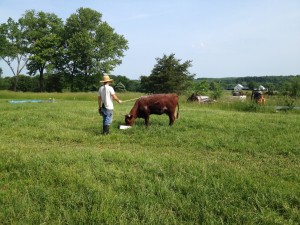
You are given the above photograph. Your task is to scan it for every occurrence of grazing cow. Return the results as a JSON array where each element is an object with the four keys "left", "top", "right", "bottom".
[
  {"left": 231, "top": 95, "right": 247, "bottom": 102},
  {"left": 257, "top": 95, "right": 266, "bottom": 105},
  {"left": 251, "top": 91, "right": 266, "bottom": 105},
  {"left": 125, "top": 94, "right": 179, "bottom": 126},
  {"left": 187, "top": 93, "right": 210, "bottom": 103}
]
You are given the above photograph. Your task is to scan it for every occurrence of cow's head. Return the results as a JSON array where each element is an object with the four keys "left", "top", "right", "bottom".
[{"left": 125, "top": 114, "right": 135, "bottom": 126}]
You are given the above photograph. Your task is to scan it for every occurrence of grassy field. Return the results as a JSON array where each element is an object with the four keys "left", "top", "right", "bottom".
[{"left": 0, "top": 90, "right": 299, "bottom": 224}]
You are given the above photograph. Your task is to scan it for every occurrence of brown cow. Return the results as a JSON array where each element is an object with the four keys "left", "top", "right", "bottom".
[
  {"left": 125, "top": 94, "right": 179, "bottom": 126},
  {"left": 251, "top": 90, "right": 266, "bottom": 105}
]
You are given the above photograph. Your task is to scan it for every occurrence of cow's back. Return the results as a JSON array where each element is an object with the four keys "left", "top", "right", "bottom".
[{"left": 140, "top": 94, "right": 177, "bottom": 106}]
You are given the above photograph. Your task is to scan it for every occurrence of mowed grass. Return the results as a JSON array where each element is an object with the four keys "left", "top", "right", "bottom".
[{"left": 0, "top": 91, "right": 299, "bottom": 224}]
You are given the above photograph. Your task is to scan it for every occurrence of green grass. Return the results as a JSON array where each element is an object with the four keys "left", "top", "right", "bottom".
[{"left": 0, "top": 91, "right": 299, "bottom": 224}]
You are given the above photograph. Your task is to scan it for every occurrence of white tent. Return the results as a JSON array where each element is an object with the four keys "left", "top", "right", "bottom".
[
  {"left": 234, "top": 84, "right": 244, "bottom": 91},
  {"left": 258, "top": 85, "right": 266, "bottom": 91}
]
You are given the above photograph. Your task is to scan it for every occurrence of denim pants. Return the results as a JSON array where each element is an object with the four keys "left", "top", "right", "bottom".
[{"left": 101, "top": 107, "right": 113, "bottom": 126}]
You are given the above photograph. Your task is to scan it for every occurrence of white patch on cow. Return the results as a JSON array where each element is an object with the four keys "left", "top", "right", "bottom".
[
  {"left": 162, "top": 106, "right": 168, "bottom": 111},
  {"left": 230, "top": 95, "right": 247, "bottom": 102},
  {"left": 144, "top": 106, "right": 148, "bottom": 111}
]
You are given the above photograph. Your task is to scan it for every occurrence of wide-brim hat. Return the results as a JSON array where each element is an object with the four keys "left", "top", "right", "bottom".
[{"left": 100, "top": 75, "right": 113, "bottom": 83}]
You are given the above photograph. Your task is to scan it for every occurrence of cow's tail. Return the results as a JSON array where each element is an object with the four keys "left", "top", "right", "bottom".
[{"left": 176, "top": 102, "right": 180, "bottom": 119}]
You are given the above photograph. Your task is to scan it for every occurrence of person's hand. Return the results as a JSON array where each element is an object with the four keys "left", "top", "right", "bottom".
[
  {"left": 118, "top": 99, "right": 122, "bottom": 104},
  {"left": 98, "top": 107, "right": 103, "bottom": 116}
]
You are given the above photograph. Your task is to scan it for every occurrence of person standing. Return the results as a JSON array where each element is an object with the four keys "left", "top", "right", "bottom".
[{"left": 98, "top": 75, "right": 122, "bottom": 135}]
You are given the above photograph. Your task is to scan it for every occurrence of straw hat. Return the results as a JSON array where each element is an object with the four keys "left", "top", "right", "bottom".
[{"left": 100, "top": 75, "right": 113, "bottom": 83}]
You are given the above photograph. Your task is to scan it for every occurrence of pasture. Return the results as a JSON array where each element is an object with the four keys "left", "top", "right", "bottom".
[{"left": 0, "top": 91, "right": 299, "bottom": 224}]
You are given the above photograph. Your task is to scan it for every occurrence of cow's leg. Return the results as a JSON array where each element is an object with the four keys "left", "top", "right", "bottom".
[
  {"left": 168, "top": 113, "right": 175, "bottom": 126},
  {"left": 145, "top": 116, "right": 150, "bottom": 127}
]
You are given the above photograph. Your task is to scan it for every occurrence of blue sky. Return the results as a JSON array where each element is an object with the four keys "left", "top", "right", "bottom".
[{"left": 0, "top": 0, "right": 299, "bottom": 79}]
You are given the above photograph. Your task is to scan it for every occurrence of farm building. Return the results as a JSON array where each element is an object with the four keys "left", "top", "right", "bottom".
[
  {"left": 258, "top": 85, "right": 267, "bottom": 91},
  {"left": 234, "top": 84, "right": 244, "bottom": 91}
]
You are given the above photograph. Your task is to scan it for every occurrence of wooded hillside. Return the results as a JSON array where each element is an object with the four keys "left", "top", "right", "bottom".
[{"left": 196, "top": 75, "right": 300, "bottom": 90}]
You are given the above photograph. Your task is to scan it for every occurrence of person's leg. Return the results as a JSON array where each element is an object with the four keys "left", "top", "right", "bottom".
[{"left": 102, "top": 108, "right": 113, "bottom": 135}]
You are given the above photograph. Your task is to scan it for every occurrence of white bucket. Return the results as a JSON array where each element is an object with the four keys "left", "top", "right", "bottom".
[{"left": 119, "top": 125, "right": 132, "bottom": 130}]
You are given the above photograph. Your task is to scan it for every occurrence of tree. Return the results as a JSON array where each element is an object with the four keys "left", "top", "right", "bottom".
[
  {"left": 8, "top": 74, "right": 39, "bottom": 92},
  {"left": 45, "top": 73, "right": 64, "bottom": 92},
  {"left": 110, "top": 75, "right": 131, "bottom": 89},
  {"left": 0, "top": 18, "right": 29, "bottom": 91},
  {"left": 61, "top": 8, "right": 129, "bottom": 91},
  {"left": 248, "top": 81, "right": 258, "bottom": 90},
  {"left": 0, "top": 77, "right": 11, "bottom": 90},
  {"left": 290, "top": 77, "right": 300, "bottom": 98},
  {"left": 280, "top": 81, "right": 292, "bottom": 96},
  {"left": 21, "top": 10, "right": 64, "bottom": 92},
  {"left": 209, "top": 81, "right": 223, "bottom": 100},
  {"left": 114, "top": 82, "right": 126, "bottom": 92},
  {"left": 140, "top": 54, "right": 195, "bottom": 94},
  {"left": 195, "top": 80, "right": 209, "bottom": 95},
  {"left": 265, "top": 82, "right": 275, "bottom": 92}
]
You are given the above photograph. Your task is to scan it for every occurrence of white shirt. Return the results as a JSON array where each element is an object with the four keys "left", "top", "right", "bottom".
[{"left": 98, "top": 84, "right": 115, "bottom": 110}]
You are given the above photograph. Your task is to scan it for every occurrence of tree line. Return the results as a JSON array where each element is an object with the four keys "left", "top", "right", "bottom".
[
  {"left": 0, "top": 52, "right": 195, "bottom": 94},
  {"left": 0, "top": 8, "right": 128, "bottom": 92},
  {"left": 0, "top": 8, "right": 194, "bottom": 94},
  {"left": 1, "top": 55, "right": 299, "bottom": 98},
  {"left": 1, "top": 8, "right": 299, "bottom": 97},
  {"left": 196, "top": 75, "right": 300, "bottom": 97}
]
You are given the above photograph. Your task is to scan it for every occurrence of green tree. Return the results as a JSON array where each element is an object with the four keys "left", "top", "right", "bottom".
[
  {"left": 210, "top": 81, "right": 223, "bottom": 100},
  {"left": 265, "top": 82, "right": 275, "bottom": 92},
  {"left": 280, "top": 82, "right": 292, "bottom": 96},
  {"left": 110, "top": 75, "right": 131, "bottom": 90},
  {"left": 195, "top": 80, "right": 209, "bottom": 95},
  {"left": 20, "top": 10, "right": 64, "bottom": 92},
  {"left": 248, "top": 81, "right": 258, "bottom": 90},
  {"left": 127, "top": 80, "right": 141, "bottom": 92},
  {"left": 141, "top": 54, "right": 195, "bottom": 94},
  {"left": 114, "top": 82, "right": 126, "bottom": 92},
  {"left": 0, "top": 18, "right": 29, "bottom": 91},
  {"left": 290, "top": 77, "right": 300, "bottom": 98},
  {"left": 0, "top": 77, "right": 10, "bottom": 90},
  {"left": 8, "top": 74, "right": 38, "bottom": 92},
  {"left": 45, "top": 73, "right": 64, "bottom": 92},
  {"left": 62, "top": 8, "right": 128, "bottom": 91}
]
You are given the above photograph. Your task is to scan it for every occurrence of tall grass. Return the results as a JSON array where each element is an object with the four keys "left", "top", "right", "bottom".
[{"left": 0, "top": 91, "right": 299, "bottom": 224}]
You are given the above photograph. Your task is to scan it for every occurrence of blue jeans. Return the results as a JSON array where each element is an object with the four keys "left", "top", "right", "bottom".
[{"left": 101, "top": 108, "right": 113, "bottom": 126}]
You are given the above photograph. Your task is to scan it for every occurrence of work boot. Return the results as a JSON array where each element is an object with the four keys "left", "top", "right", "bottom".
[{"left": 103, "top": 125, "right": 109, "bottom": 135}]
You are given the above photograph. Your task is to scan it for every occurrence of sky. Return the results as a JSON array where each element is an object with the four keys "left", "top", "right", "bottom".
[{"left": 0, "top": 0, "right": 299, "bottom": 79}]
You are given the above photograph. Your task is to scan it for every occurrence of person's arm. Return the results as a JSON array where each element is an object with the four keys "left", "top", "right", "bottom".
[
  {"left": 98, "top": 96, "right": 103, "bottom": 115},
  {"left": 98, "top": 96, "right": 102, "bottom": 109},
  {"left": 112, "top": 94, "right": 122, "bottom": 103}
]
